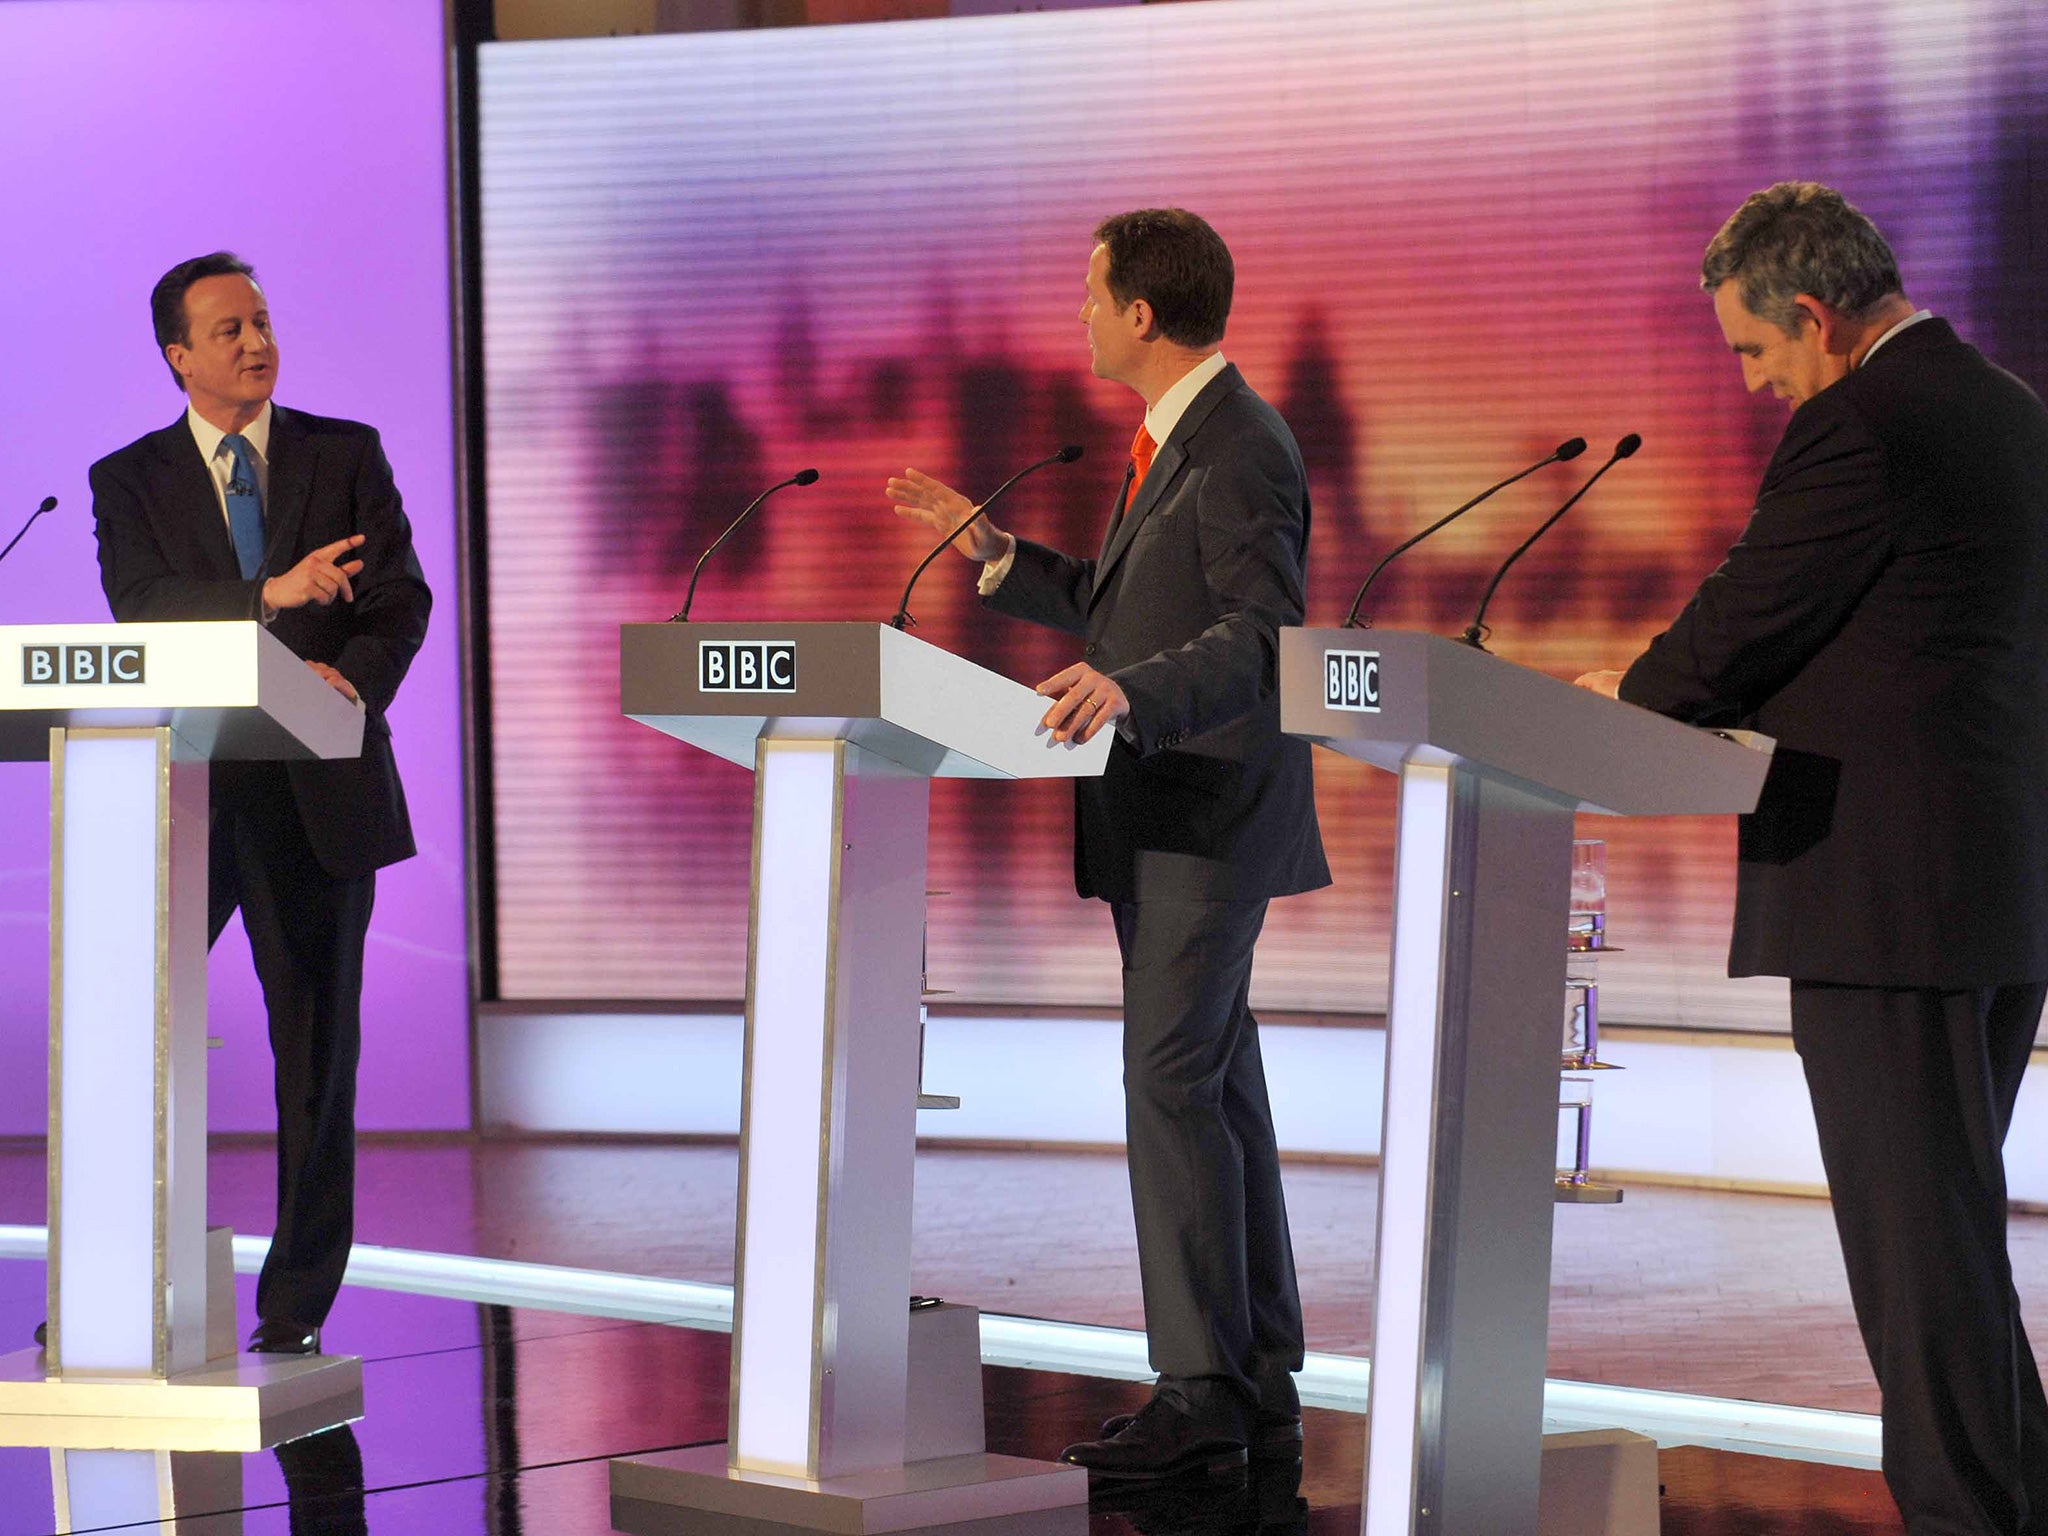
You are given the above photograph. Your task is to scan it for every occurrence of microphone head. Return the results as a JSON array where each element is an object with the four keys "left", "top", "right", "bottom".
[
  {"left": 792, "top": 468, "right": 821, "bottom": 486},
  {"left": 1614, "top": 433, "right": 1643, "bottom": 459},
  {"left": 1056, "top": 444, "right": 1085, "bottom": 463},
  {"left": 37, "top": 496, "right": 57, "bottom": 513},
  {"left": 1554, "top": 438, "right": 1587, "bottom": 462}
]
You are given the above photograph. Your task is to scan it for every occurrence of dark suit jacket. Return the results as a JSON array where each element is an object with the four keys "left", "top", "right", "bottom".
[
  {"left": 1621, "top": 319, "right": 2048, "bottom": 986},
  {"left": 985, "top": 363, "right": 1329, "bottom": 903},
  {"left": 91, "top": 405, "right": 432, "bottom": 881}
]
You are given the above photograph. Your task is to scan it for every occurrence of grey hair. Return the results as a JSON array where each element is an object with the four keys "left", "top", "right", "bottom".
[{"left": 1701, "top": 183, "right": 1903, "bottom": 335}]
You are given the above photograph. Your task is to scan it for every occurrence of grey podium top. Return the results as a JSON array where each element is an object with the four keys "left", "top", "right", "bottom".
[
  {"left": 621, "top": 622, "right": 1113, "bottom": 780},
  {"left": 1280, "top": 627, "right": 1772, "bottom": 816},
  {"left": 0, "top": 621, "right": 364, "bottom": 764}
]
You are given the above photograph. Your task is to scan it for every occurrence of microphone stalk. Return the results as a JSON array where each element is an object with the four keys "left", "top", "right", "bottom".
[
  {"left": 1344, "top": 440, "right": 1585, "bottom": 628},
  {"left": 1459, "top": 434, "right": 1641, "bottom": 651},
  {"left": 670, "top": 469, "right": 821, "bottom": 622},
  {"left": 890, "top": 445, "right": 1082, "bottom": 630},
  {"left": 0, "top": 496, "right": 58, "bottom": 570}
]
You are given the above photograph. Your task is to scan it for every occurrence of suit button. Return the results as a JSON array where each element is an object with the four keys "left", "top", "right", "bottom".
[{"left": 1084, "top": 642, "right": 1099, "bottom": 658}]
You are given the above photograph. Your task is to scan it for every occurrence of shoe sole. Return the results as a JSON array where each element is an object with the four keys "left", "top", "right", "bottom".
[
  {"left": 1096, "top": 1414, "right": 1302, "bottom": 1462},
  {"left": 1067, "top": 1446, "right": 1250, "bottom": 1481}
]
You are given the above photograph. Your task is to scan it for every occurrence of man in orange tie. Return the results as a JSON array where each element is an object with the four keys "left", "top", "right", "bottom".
[{"left": 888, "top": 209, "right": 1327, "bottom": 1479}]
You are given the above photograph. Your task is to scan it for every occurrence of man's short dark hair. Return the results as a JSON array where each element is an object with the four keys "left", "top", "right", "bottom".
[
  {"left": 1701, "top": 183, "right": 1902, "bottom": 336},
  {"left": 150, "top": 252, "right": 259, "bottom": 390},
  {"left": 1092, "top": 209, "right": 1233, "bottom": 349}
]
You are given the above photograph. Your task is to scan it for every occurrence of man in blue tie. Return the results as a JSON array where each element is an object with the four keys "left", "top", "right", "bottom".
[{"left": 90, "top": 253, "right": 432, "bottom": 1355}]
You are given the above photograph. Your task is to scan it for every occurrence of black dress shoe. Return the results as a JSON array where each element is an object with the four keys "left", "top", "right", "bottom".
[
  {"left": 248, "top": 1320, "right": 322, "bottom": 1356},
  {"left": 32, "top": 1321, "right": 45, "bottom": 1350},
  {"left": 1061, "top": 1395, "right": 1248, "bottom": 1480},
  {"left": 1099, "top": 1407, "right": 1302, "bottom": 1462}
]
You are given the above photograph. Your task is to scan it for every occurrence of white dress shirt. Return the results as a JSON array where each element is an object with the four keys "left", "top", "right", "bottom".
[{"left": 185, "top": 398, "right": 273, "bottom": 530}]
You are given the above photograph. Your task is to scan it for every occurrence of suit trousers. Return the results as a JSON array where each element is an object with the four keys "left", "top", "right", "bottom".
[
  {"left": 1790, "top": 980, "right": 2048, "bottom": 1535},
  {"left": 1111, "top": 897, "right": 1304, "bottom": 1425},
  {"left": 208, "top": 762, "right": 374, "bottom": 1331}
]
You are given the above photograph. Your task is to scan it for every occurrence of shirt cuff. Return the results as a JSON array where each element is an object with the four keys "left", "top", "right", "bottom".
[{"left": 976, "top": 531, "right": 1018, "bottom": 596}]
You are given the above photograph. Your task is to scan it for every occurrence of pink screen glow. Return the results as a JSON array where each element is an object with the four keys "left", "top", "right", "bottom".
[{"left": 480, "top": 0, "right": 2047, "bottom": 1032}]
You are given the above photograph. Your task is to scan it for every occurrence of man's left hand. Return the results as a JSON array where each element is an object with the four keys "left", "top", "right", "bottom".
[
  {"left": 307, "top": 660, "right": 360, "bottom": 704},
  {"left": 1574, "top": 669, "right": 1625, "bottom": 699},
  {"left": 1037, "top": 663, "right": 1130, "bottom": 745}
]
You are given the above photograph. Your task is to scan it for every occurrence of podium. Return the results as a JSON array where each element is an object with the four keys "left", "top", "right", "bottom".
[
  {"left": 1279, "top": 629, "right": 1773, "bottom": 1536},
  {"left": 0, "top": 621, "right": 366, "bottom": 1450},
  {"left": 612, "top": 623, "right": 1102, "bottom": 1535}
]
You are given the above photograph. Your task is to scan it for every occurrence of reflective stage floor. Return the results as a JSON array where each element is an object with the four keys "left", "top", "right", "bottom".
[
  {"left": 0, "top": 1138, "right": 1959, "bottom": 1531},
  {"left": 0, "top": 1270, "right": 1910, "bottom": 1535}
]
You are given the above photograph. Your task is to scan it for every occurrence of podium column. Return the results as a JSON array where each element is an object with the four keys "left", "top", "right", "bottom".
[
  {"left": 1365, "top": 759, "right": 1573, "bottom": 1536},
  {"left": 730, "top": 737, "right": 929, "bottom": 1478},
  {"left": 47, "top": 727, "right": 210, "bottom": 1379}
]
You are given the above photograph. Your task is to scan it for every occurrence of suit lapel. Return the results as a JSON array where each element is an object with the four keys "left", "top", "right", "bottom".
[
  {"left": 1090, "top": 364, "right": 1241, "bottom": 605},
  {"left": 147, "top": 417, "right": 240, "bottom": 577},
  {"left": 261, "top": 405, "right": 316, "bottom": 578},
  {"left": 1096, "top": 463, "right": 1138, "bottom": 567}
]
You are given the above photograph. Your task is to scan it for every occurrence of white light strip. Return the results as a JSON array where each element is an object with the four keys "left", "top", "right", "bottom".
[
  {"left": 55, "top": 733, "right": 164, "bottom": 1376},
  {"left": 732, "top": 740, "right": 839, "bottom": 1475},
  {"left": 1366, "top": 759, "right": 1454, "bottom": 1534},
  {"left": 0, "top": 1225, "right": 1876, "bottom": 1464}
]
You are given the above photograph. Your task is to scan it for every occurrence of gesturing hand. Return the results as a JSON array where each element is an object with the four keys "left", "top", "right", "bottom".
[
  {"left": 1037, "top": 663, "right": 1130, "bottom": 745},
  {"left": 264, "top": 535, "right": 366, "bottom": 610},
  {"left": 885, "top": 468, "right": 1007, "bottom": 562}
]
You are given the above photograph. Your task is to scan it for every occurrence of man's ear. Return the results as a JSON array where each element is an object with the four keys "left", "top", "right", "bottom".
[
  {"left": 164, "top": 344, "right": 191, "bottom": 383},
  {"left": 1127, "top": 297, "right": 1158, "bottom": 344},
  {"left": 1792, "top": 294, "right": 1852, "bottom": 356}
]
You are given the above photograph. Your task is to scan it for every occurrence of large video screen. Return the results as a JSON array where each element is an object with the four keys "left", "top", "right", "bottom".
[{"left": 478, "top": 0, "right": 2046, "bottom": 1029}]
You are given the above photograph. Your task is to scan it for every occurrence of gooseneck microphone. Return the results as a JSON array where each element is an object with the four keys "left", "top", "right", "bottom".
[
  {"left": 1343, "top": 440, "right": 1585, "bottom": 628},
  {"left": 1458, "top": 433, "right": 1642, "bottom": 651},
  {"left": 890, "top": 445, "right": 1083, "bottom": 631},
  {"left": 0, "top": 496, "right": 58, "bottom": 571},
  {"left": 670, "top": 469, "right": 821, "bottom": 622}
]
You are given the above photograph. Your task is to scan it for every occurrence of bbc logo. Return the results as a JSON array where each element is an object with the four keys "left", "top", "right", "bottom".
[
  {"left": 699, "top": 640, "right": 796, "bottom": 694},
  {"left": 22, "top": 643, "right": 147, "bottom": 687},
  {"left": 1323, "top": 649, "right": 1380, "bottom": 713}
]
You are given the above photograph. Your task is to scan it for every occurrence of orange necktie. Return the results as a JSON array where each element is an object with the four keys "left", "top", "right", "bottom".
[{"left": 1129, "top": 423, "right": 1157, "bottom": 501}]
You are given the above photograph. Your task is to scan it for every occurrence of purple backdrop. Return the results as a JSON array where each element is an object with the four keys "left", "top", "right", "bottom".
[{"left": 0, "top": 0, "right": 470, "bottom": 1133}]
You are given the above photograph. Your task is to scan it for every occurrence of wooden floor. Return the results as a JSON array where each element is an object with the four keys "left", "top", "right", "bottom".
[
  {"left": 9, "top": 1138, "right": 2048, "bottom": 1413},
  {"left": 0, "top": 1137, "right": 1968, "bottom": 1530},
  {"left": 5, "top": 1136, "right": 2028, "bottom": 1415}
]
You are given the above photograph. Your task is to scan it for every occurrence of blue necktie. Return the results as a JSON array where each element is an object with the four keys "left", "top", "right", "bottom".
[{"left": 221, "top": 433, "right": 266, "bottom": 580}]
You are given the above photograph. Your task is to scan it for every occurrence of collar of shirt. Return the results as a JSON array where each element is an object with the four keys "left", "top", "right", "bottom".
[
  {"left": 185, "top": 399, "right": 273, "bottom": 527},
  {"left": 186, "top": 398, "right": 274, "bottom": 473},
  {"left": 1857, "top": 308, "right": 1934, "bottom": 369},
  {"left": 1143, "top": 350, "right": 1229, "bottom": 448}
]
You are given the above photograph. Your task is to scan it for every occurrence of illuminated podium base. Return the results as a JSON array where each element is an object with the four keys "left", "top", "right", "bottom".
[
  {"left": 611, "top": 1447, "right": 1086, "bottom": 1536},
  {"left": 0, "top": 1348, "right": 362, "bottom": 1453},
  {"left": 611, "top": 1302, "right": 1083, "bottom": 1536}
]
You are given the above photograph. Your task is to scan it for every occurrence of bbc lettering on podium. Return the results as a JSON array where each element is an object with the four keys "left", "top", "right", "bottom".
[
  {"left": 22, "top": 643, "right": 147, "bottom": 687},
  {"left": 698, "top": 639, "right": 797, "bottom": 695},
  {"left": 1323, "top": 648, "right": 1380, "bottom": 713}
]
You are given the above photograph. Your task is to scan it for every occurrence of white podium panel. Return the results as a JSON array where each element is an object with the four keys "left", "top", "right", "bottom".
[
  {"left": 0, "top": 623, "right": 364, "bottom": 1449},
  {"left": 1281, "top": 628, "right": 1772, "bottom": 1536},
  {"left": 614, "top": 623, "right": 1095, "bottom": 1533}
]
